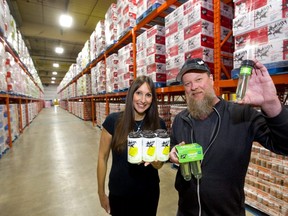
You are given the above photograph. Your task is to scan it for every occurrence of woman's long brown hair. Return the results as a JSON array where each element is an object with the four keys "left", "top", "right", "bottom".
[{"left": 111, "top": 76, "right": 161, "bottom": 152}]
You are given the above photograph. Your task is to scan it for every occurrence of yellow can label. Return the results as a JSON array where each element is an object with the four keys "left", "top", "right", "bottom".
[
  {"left": 147, "top": 146, "right": 156, "bottom": 156},
  {"left": 129, "top": 147, "right": 138, "bottom": 157},
  {"left": 162, "top": 146, "right": 170, "bottom": 155}
]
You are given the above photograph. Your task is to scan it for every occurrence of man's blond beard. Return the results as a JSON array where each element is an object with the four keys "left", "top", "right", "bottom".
[{"left": 186, "top": 90, "right": 216, "bottom": 120}]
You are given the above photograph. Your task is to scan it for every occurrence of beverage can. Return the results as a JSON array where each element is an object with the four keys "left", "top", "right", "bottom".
[
  {"left": 156, "top": 131, "right": 170, "bottom": 162},
  {"left": 127, "top": 132, "right": 142, "bottom": 164},
  {"left": 142, "top": 130, "right": 157, "bottom": 162}
]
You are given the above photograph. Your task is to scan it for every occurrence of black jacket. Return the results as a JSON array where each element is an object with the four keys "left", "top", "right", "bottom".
[{"left": 171, "top": 98, "right": 288, "bottom": 216}]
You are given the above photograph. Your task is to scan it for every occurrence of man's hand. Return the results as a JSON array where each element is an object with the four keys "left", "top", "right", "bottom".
[
  {"left": 237, "top": 59, "right": 282, "bottom": 117},
  {"left": 169, "top": 141, "right": 185, "bottom": 164}
]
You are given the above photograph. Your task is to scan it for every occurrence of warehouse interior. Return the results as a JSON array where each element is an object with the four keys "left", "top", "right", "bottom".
[
  {"left": 6, "top": 0, "right": 115, "bottom": 86},
  {"left": 0, "top": 0, "right": 288, "bottom": 215}
]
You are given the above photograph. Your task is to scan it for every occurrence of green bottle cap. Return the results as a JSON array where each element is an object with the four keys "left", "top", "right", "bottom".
[{"left": 240, "top": 60, "right": 254, "bottom": 75}]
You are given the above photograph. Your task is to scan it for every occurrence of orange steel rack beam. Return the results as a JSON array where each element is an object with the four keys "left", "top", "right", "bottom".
[{"left": 213, "top": 0, "right": 222, "bottom": 96}]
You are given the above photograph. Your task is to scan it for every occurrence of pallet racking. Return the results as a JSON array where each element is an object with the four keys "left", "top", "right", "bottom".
[
  {"left": 0, "top": 33, "right": 44, "bottom": 148},
  {"left": 57, "top": 0, "right": 288, "bottom": 123}
]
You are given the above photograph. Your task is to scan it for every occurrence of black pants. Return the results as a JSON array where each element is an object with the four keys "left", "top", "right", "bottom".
[{"left": 109, "top": 186, "right": 160, "bottom": 216}]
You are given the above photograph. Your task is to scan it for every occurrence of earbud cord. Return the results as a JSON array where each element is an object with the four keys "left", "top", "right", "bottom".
[
  {"left": 197, "top": 178, "right": 201, "bottom": 216},
  {"left": 190, "top": 107, "right": 221, "bottom": 216},
  {"left": 203, "top": 107, "right": 221, "bottom": 156}
]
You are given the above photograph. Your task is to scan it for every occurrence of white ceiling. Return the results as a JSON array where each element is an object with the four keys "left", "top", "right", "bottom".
[{"left": 7, "top": 0, "right": 116, "bottom": 86}]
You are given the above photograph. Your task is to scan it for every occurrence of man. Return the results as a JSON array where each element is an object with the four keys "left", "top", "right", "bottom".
[{"left": 169, "top": 58, "right": 288, "bottom": 216}]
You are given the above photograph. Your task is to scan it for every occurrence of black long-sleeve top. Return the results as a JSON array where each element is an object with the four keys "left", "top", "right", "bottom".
[{"left": 103, "top": 112, "right": 167, "bottom": 196}]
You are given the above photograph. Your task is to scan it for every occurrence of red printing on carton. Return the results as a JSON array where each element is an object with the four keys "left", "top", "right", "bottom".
[
  {"left": 167, "top": 45, "right": 179, "bottom": 58},
  {"left": 253, "top": 0, "right": 268, "bottom": 10},
  {"left": 147, "top": 63, "right": 166, "bottom": 74},
  {"left": 184, "top": 22, "right": 202, "bottom": 40},
  {"left": 251, "top": 27, "right": 268, "bottom": 43},
  {"left": 165, "top": 22, "right": 178, "bottom": 37}
]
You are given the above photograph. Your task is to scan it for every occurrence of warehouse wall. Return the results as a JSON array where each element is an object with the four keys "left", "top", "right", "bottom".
[{"left": 43, "top": 85, "right": 58, "bottom": 101}]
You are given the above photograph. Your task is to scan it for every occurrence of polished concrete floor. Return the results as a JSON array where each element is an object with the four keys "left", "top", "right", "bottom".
[
  {"left": 0, "top": 106, "right": 178, "bottom": 216},
  {"left": 0, "top": 106, "right": 255, "bottom": 216}
]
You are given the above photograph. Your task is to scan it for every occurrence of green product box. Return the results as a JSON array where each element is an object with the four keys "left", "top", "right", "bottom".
[{"left": 175, "top": 143, "right": 203, "bottom": 163}]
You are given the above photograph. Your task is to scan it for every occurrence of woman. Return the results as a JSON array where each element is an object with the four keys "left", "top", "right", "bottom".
[{"left": 97, "top": 76, "right": 167, "bottom": 216}]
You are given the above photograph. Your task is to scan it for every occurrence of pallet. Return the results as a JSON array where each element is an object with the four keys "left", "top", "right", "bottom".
[
  {"left": 98, "top": 91, "right": 106, "bottom": 95},
  {"left": 136, "top": 2, "right": 176, "bottom": 25},
  {"left": 136, "top": 3, "right": 162, "bottom": 25},
  {"left": 154, "top": 82, "right": 166, "bottom": 88},
  {"left": 166, "top": 80, "right": 182, "bottom": 86},
  {"left": 118, "top": 88, "right": 129, "bottom": 92},
  {"left": 105, "top": 40, "right": 118, "bottom": 51},
  {"left": 118, "top": 27, "right": 133, "bottom": 40}
]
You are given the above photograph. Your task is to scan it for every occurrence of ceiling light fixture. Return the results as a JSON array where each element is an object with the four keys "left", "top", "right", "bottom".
[
  {"left": 53, "top": 63, "right": 59, "bottom": 67},
  {"left": 51, "top": 81, "right": 55, "bottom": 84},
  {"left": 59, "top": 14, "right": 73, "bottom": 28},
  {"left": 55, "top": 47, "right": 64, "bottom": 54},
  {"left": 51, "top": 77, "right": 56, "bottom": 80},
  {"left": 52, "top": 71, "right": 58, "bottom": 75}
]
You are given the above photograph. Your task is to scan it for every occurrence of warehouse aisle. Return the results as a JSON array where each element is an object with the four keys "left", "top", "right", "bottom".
[{"left": 0, "top": 106, "right": 178, "bottom": 216}]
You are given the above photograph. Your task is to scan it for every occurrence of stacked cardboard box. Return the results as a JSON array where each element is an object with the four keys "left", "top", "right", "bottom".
[
  {"left": 0, "top": 0, "right": 6, "bottom": 34},
  {"left": 233, "top": 0, "right": 288, "bottom": 69},
  {"left": 9, "top": 104, "right": 19, "bottom": 141},
  {"left": 90, "top": 20, "right": 106, "bottom": 60},
  {"left": 109, "top": 103, "right": 122, "bottom": 113},
  {"left": 91, "top": 60, "right": 106, "bottom": 94},
  {"left": 165, "top": 0, "right": 233, "bottom": 84},
  {"left": 105, "top": 3, "right": 118, "bottom": 47},
  {"left": 96, "top": 102, "right": 106, "bottom": 128},
  {"left": 118, "top": 43, "right": 134, "bottom": 91},
  {"left": 83, "top": 102, "right": 92, "bottom": 121},
  {"left": 20, "top": 104, "right": 27, "bottom": 129},
  {"left": 0, "top": 105, "right": 9, "bottom": 156},
  {"left": 137, "top": 25, "right": 166, "bottom": 87},
  {"left": 76, "top": 74, "right": 92, "bottom": 96},
  {"left": 117, "top": 0, "right": 137, "bottom": 38},
  {"left": 245, "top": 142, "right": 288, "bottom": 216},
  {"left": 158, "top": 104, "right": 170, "bottom": 130},
  {"left": 170, "top": 104, "right": 186, "bottom": 126},
  {"left": 106, "top": 54, "right": 119, "bottom": 93}
]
